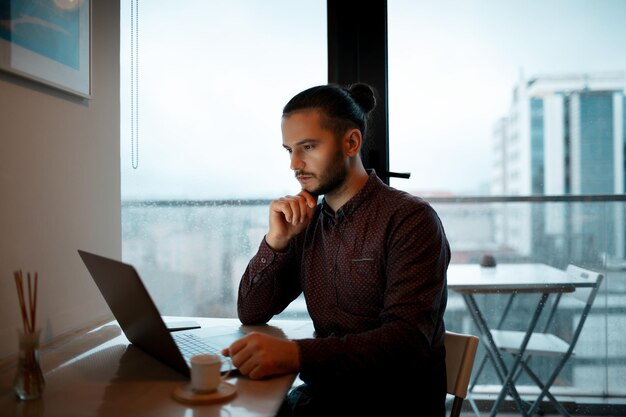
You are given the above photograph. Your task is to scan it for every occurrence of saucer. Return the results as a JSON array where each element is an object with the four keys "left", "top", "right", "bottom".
[{"left": 172, "top": 381, "right": 237, "bottom": 405}]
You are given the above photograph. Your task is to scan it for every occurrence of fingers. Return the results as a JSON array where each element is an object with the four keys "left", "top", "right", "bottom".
[
  {"left": 225, "top": 334, "right": 249, "bottom": 358},
  {"left": 286, "top": 196, "right": 306, "bottom": 225},
  {"left": 226, "top": 333, "right": 277, "bottom": 379},
  {"left": 266, "top": 192, "right": 317, "bottom": 251},
  {"left": 298, "top": 190, "right": 317, "bottom": 209},
  {"left": 273, "top": 194, "right": 313, "bottom": 225},
  {"left": 231, "top": 347, "right": 255, "bottom": 375},
  {"left": 224, "top": 333, "right": 300, "bottom": 380},
  {"left": 226, "top": 333, "right": 263, "bottom": 378}
]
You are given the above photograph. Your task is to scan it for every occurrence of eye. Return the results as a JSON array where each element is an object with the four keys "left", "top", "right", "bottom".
[
  {"left": 303, "top": 144, "right": 314, "bottom": 150},
  {"left": 284, "top": 148, "right": 292, "bottom": 154}
]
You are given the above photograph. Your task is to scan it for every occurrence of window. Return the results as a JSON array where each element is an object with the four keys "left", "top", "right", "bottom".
[
  {"left": 119, "top": 0, "right": 626, "bottom": 404},
  {"left": 120, "top": 0, "right": 326, "bottom": 318},
  {"left": 388, "top": 0, "right": 626, "bottom": 398},
  {"left": 388, "top": 0, "right": 626, "bottom": 197}
]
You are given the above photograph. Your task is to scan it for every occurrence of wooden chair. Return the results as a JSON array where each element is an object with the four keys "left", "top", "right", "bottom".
[
  {"left": 445, "top": 330, "right": 480, "bottom": 417},
  {"left": 489, "top": 264, "right": 604, "bottom": 417}
]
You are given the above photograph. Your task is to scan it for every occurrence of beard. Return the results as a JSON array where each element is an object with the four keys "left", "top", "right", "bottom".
[{"left": 299, "top": 147, "right": 348, "bottom": 197}]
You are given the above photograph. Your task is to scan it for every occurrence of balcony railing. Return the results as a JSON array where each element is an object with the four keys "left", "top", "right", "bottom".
[{"left": 122, "top": 195, "right": 626, "bottom": 400}]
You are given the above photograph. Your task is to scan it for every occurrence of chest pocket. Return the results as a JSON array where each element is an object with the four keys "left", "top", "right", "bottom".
[{"left": 335, "top": 256, "right": 385, "bottom": 317}]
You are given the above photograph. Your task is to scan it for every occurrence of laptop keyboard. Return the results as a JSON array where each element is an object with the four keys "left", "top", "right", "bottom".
[{"left": 172, "top": 332, "right": 221, "bottom": 358}]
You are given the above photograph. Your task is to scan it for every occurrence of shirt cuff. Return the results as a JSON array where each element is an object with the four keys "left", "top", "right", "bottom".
[{"left": 248, "top": 238, "right": 293, "bottom": 285}]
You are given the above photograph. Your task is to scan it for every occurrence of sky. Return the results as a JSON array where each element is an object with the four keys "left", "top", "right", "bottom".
[{"left": 120, "top": 0, "right": 626, "bottom": 200}]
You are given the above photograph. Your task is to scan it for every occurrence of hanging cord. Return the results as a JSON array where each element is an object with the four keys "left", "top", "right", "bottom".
[{"left": 130, "top": 0, "right": 139, "bottom": 169}]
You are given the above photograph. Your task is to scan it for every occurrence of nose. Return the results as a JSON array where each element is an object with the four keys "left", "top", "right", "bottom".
[{"left": 290, "top": 150, "right": 304, "bottom": 171}]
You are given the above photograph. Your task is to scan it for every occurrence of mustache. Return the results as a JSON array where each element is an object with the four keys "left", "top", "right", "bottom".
[
  {"left": 295, "top": 170, "right": 315, "bottom": 179},
  {"left": 294, "top": 171, "right": 319, "bottom": 199}
]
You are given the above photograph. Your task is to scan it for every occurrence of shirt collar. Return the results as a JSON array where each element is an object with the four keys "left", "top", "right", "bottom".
[{"left": 320, "top": 169, "right": 383, "bottom": 222}]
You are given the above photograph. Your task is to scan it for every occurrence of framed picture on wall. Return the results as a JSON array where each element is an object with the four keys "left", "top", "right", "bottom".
[{"left": 0, "top": 0, "right": 91, "bottom": 98}]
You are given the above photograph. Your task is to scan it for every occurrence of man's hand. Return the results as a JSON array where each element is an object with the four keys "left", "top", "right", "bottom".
[
  {"left": 221, "top": 332, "right": 301, "bottom": 379},
  {"left": 265, "top": 190, "right": 317, "bottom": 251}
]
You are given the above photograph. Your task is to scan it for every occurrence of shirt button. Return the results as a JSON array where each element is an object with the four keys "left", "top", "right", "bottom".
[
  {"left": 329, "top": 266, "right": 334, "bottom": 272},
  {"left": 260, "top": 257, "right": 267, "bottom": 264}
]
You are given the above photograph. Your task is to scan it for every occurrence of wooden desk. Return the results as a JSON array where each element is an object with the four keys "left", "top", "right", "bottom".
[
  {"left": 0, "top": 317, "right": 314, "bottom": 417},
  {"left": 447, "top": 263, "right": 594, "bottom": 417}
]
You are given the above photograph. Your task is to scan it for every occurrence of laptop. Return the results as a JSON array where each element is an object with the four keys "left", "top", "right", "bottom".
[{"left": 78, "top": 249, "right": 245, "bottom": 378}]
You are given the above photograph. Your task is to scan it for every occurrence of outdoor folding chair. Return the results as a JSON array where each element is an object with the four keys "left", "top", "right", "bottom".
[
  {"left": 445, "top": 330, "right": 480, "bottom": 417},
  {"left": 488, "top": 264, "right": 604, "bottom": 417}
]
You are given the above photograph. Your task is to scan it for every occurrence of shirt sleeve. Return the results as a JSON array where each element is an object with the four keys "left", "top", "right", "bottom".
[{"left": 237, "top": 237, "right": 303, "bottom": 324}]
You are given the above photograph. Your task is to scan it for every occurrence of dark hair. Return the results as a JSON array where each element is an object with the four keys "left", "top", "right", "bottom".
[{"left": 282, "top": 83, "right": 377, "bottom": 140}]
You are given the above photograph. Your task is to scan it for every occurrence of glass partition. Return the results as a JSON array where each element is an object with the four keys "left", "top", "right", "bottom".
[
  {"left": 120, "top": 0, "right": 326, "bottom": 311},
  {"left": 119, "top": 0, "right": 626, "bottom": 406},
  {"left": 434, "top": 196, "right": 626, "bottom": 398},
  {"left": 122, "top": 196, "right": 625, "bottom": 397}
]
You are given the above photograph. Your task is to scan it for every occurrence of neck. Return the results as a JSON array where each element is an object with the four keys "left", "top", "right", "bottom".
[{"left": 324, "top": 164, "right": 369, "bottom": 212}]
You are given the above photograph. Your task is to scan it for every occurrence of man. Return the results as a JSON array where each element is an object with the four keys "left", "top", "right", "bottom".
[{"left": 222, "top": 83, "right": 450, "bottom": 416}]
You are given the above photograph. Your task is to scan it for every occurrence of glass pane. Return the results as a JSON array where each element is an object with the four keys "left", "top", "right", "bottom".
[
  {"left": 120, "top": 1, "right": 326, "bottom": 318},
  {"left": 388, "top": 0, "right": 626, "bottom": 401},
  {"left": 388, "top": 0, "right": 626, "bottom": 197},
  {"left": 439, "top": 198, "right": 625, "bottom": 397}
]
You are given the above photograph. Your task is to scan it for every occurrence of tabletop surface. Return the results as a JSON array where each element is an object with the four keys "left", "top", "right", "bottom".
[
  {"left": 0, "top": 317, "right": 315, "bottom": 417},
  {"left": 447, "top": 263, "right": 596, "bottom": 293}
]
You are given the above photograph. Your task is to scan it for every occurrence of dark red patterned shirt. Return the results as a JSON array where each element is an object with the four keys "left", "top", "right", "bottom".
[{"left": 238, "top": 170, "right": 450, "bottom": 410}]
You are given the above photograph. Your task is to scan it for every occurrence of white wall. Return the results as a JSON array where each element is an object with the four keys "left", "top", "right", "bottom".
[{"left": 0, "top": 0, "right": 120, "bottom": 359}]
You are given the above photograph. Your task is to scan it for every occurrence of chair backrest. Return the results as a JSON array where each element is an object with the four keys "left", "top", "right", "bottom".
[
  {"left": 445, "top": 331, "right": 480, "bottom": 417},
  {"left": 561, "top": 264, "right": 604, "bottom": 355},
  {"left": 565, "top": 264, "right": 604, "bottom": 305}
]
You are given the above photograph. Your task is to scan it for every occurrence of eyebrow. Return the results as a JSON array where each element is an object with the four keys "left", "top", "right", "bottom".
[{"left": 283, "top": 138, "right": 321, "bottom": 150}]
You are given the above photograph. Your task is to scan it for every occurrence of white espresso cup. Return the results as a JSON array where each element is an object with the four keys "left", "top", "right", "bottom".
[{"left": 190, "top": 354, "right": 232, "bottom": 393}]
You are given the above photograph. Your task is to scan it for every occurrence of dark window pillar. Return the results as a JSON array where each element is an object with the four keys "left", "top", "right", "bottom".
[{"left": 327, "top": 0, "right": 390, "bottom": 184}]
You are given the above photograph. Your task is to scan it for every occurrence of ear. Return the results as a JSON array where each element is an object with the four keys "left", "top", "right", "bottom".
[{"left": 344, "top": 129, "right": 362, "bottom": 157}]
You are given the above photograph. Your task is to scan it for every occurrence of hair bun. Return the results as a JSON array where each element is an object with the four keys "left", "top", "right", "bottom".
[{"left": 348, "top": 83, "right": 377, "bottom": 114}]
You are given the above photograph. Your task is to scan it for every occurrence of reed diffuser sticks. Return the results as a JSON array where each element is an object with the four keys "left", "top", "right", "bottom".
[
  {"left": 13, "top": 270, "right": 38, "bottom": 334},
  {"left": 13, "top": 269, "right": 45, "bottom": 400}
]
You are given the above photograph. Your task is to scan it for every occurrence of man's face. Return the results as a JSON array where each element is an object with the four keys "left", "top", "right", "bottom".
[{"left": 281, "top": 109, "right": 348, "bottom": 196}]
